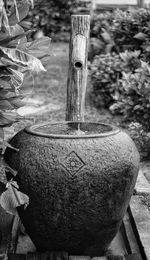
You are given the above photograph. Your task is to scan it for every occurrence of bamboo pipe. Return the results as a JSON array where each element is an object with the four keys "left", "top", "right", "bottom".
[{"left": 66, "top": 15, "right": 90, "bottom": 121}]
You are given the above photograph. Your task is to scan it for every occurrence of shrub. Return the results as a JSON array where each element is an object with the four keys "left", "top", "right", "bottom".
[
  {"left": 90, "top": 8, "right": 150, "bottom": 59},
  {"left": 89, "top": 8, "right": 150, "bottom": 157},
  {"left": 110, "top": 59, "right": 150, "bottom": 130},
  {"left": 90, "top": 51, "right": 141, "bottom": 108},
  {"left": 127, "top": 122, "right": 150, "bottom": 160},
  {"left": 27, "top": 0, "right": 78, "bottom": 41},
  {"left": 90, "top": 53, "right": 123, "bottom": 108},
  {"left": 110, "top": 8, "right": 150, "bottom": 53},
  {"left": 90, "top": 8, "right": 150, "bottom": 132}
]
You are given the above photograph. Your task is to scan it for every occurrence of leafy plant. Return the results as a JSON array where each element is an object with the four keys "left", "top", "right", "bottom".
[
  {"left": 89, "top": 11, "right": 114, "bottom": 57},
  {"left": 127, "top": 122, "right": 150, "bottom": 160},
  {"left": 0, "top": 0, "right": 51, "bottom": 213},
  {"left": 89, "top": 53, "right": 123, "bottom": 108},
  {"left": 27, "top": 0, "right": 78, "bottom": 41},
  {"left": 90, "top": 8, "right": 150, "bottom": 59},
  {"left": 90, "top": 51, "right": 141, "bottom": 108},
  {"left": 90, "top": 8, "right": 150, "bottom": 158},
  {"left": 110, "top": 59, "right": 150, "bottom": 130}
]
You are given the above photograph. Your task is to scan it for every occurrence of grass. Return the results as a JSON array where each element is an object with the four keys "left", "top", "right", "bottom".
[{"left": 21, "top": 42, "right": 121, "bottom": 125}]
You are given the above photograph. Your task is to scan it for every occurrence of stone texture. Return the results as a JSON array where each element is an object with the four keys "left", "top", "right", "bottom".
[{"left": 4, "top": 123, "right": 140, "bottom": 256}]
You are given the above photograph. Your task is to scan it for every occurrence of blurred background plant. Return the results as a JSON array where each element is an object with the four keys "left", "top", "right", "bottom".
[
  {"left": 127, "top": 122, "right": 150, "bottom": 160},
  {"left": 90, "top": 50, "right": 141, "bottom": 109},
  {"left": 90, "top": 8, "right": 150, "bottom": 57},
  {"left": 110, "top": 59, "right": 150, "bottom": 129},
  {"left": 27, "top": 0, "right": 79, "bottom": 42}
]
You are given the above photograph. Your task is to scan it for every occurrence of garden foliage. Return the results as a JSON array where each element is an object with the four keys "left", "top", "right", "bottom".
[
  {"left": 127, "top": 122, "right": 150, "bottom": 160},
  {"left": 90, "top": 51, "right": 140, "bottom": 108},
  {"left": 90, "top": 8, "right": 150, "bottom": 131},
  {"left": 27, "top": 0, "right": 78, "bottom": 41},
  {"left": 0, "top": 0, "right": 51, "bottom": 212},
  {"left": 90, "top": 8, "right": 150, "bottom": 56},
  {"left": 110, "top": 59, "right": 150, "bottom": 130}
]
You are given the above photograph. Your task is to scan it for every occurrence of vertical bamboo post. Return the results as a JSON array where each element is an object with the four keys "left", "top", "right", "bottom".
[
  {"left": 137, "top": 0, "right": 144, "bottom": 7},
  {"left": 66, "top": 15, "right": 90, "bottom": 121}
]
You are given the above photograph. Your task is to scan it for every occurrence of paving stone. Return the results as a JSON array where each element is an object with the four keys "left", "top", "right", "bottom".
[
  {"left": 122, "top": 212, "right": 140, "bottom": 254},
  {"left": 134, "top": 167, "right": 150, "bottom": 194},
  {"left": 129, "top": 196, "right": 150, "bottom": 260},
  {"left": 124, "top": 253, "right": 143, "bottom": 260}
]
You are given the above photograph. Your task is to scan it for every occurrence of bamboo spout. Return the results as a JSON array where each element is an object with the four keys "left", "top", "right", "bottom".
[{"left": 66, "top": 15, "right": 90, "bottom": 121}]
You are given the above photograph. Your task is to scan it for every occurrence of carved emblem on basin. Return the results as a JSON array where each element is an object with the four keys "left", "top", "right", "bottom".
[{"left": 60, "top": 151, "right": 85, "bottom": 177}]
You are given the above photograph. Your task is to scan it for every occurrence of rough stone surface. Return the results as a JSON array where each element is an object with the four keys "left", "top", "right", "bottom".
[{"left": 4, "top": 123, "right": 140, "bottom": 256}]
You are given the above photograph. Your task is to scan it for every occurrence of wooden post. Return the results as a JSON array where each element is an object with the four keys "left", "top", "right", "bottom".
[
  {"left": 137, "top": 0, "right": 144, "bottom": 7},
  {"left": 66, "top": 15, "right": 90, "bottom": 121},
  {"left": 92, "top": 0, "right": 96, "bottom": 11}
]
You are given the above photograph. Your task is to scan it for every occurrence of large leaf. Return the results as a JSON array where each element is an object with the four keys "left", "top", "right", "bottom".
[
  {"left": 0, "top": 79, "right": 10, "bottom": 88},
  {"left": 2, "top": 6, "right": 10, "bottom": 30},
  {"left": 0, "top": 0, "right": 4, "bottom": 30},
  {"left": 19, "top": 20, "right": 32, "bottom": 30},
  {"left": 9, "top": 68, "right": 24, "bottom": 89},
  {"left": 0, "top": 66, "right": 12, "bottom": 77},
  {"left": 17, "top": 35, "right": 27, "bottom": 51},
  {"left": 2, "top": 158, "right": 17, "bottom": 176},
  {"left": 0, "top": 181, "right": 29, "bottom": 215},
  {"left": 0, "top": 89, "right": 25, "bottom": 105},
  {"left": 0, "top": 47, "right": 46, "bottom": 73},
  {"left": 0, "top": 111, "right": 22, "bottom": 126},
  {"left": 0, "top": 126, "right": 4, "bottom": 141},
  {"left": 0, "top": 99, "right": 14, "bottom": 110},
  {"left": 9, "top": 96, "right": 25, "bottom": 108},
  {"left": 26, "top": 37, "right": 51, "bottom": 59},
  {"left": 0, "top": 97, "right": 24, "bottom": 110},
  {"left": 0, "top": 0, "right": 3, "bottom": 11},
  {"left": 8, "top": 2, "right": 30, "bottom": 26},
  {"left": 0, "top": 140, "right": 18, "bottom": 157},
  {"left": 0, "top": 89, "right": 18, "bottom": 99},
  {"left": 0, "top": 34, "right": 23, "bottom": 48},
  {"left": 1, "top": 57, "right": 18, "bottom": 70},
  {"left": 0, "top": 75, "right": 11, "bottom": 82},
  {"left": 134, "top": 32, "right": 147, "bottom": 41},
  {"left": 2, "top": 140, "right": 19, "bottom": 152},
  {"left": 0, "top": 30, "right": 10, "bottom": 43},
  {"left": 0, "top": 1, "right": 10, "bottom": 31},
  {"left": 18, "top": 71, "right": 34, "bottom": 96},
  {"left": 0, "top": 24, "right": 24, "bottom": 47},
  {"left": 13, "top": 0, "right": 20, "bottom": 23},
  {"left": 4, "top": 125, "right": 14, "bottom": 139},
  {"left": 0, "top": 25, "right": 26, "bottom": 48},
  {"left": 10, "top": 24, "right": 24, "bottom": 37}
]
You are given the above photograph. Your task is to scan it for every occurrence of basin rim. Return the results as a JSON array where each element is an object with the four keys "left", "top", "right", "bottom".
[{"left": 25, "top": 121, "right": 120, "bottom": 139}]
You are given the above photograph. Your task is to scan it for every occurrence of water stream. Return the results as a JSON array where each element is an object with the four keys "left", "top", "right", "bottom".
[{"left": 75, "top": 70, "right": 85, "bottom": 135}]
